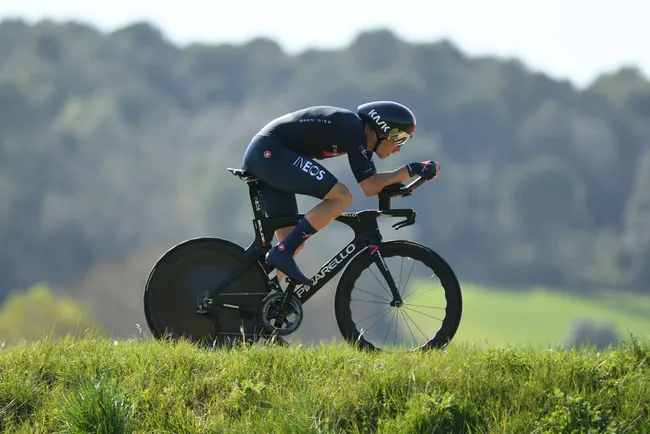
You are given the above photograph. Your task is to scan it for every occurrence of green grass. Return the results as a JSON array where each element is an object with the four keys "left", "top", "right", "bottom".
[
  {"left": 448, "top": 283, "right": 650, "bottom": 348},
  {"left": 1, "top": 333, "right": 649, "bottom": 433}
]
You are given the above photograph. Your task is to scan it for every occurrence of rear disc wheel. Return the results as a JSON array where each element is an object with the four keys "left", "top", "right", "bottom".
[{"left": 143, "top": 237, "right": 273, "bottom": 347}]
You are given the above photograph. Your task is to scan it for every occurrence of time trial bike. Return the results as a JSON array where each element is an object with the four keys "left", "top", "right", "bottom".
[{"left": 143, "top": 167, "right": 463, "bottom": 351}]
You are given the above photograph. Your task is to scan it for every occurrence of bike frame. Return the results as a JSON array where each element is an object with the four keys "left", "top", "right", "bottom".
[{"left": 203, "top": 169, "right": 426, "bottom": 314}]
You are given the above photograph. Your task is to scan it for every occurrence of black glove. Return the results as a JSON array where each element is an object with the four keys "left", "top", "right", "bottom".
[{"left": 406, "top": 161, "right": 439, "bottom": 180}]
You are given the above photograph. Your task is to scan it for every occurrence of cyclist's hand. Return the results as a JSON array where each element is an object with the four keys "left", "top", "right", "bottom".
[{"left": 406, "top": 161, "right": 440, "bottom": 180}]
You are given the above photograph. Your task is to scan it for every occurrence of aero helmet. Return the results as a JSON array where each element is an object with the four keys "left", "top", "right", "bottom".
[{"left": 357, "top": 101, "right": 416, "bottom": 147}]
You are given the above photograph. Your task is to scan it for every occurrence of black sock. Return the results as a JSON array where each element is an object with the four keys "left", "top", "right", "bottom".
[{"left": 277, "top": 218, "right": 318, "bottom": 255}]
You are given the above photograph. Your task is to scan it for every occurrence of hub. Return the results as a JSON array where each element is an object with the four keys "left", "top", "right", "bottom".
[{"left": 196, "top": 292, "right": 214, "bottom": 315}]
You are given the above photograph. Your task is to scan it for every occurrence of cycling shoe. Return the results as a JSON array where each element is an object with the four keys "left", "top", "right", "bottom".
[{"left": 265, "top": 245, "right": 312, "bottom": 286}]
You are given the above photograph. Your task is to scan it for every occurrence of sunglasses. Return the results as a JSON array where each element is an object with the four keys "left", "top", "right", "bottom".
[{"left": 386, "top": 130, "right": 413, "bottom": 147}]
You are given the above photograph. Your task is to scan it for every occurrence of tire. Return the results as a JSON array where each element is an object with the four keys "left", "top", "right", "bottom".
[
  {"left": 334, "top": 240, "right": 462, "bottom": 351},
  {"left": 143, "top": 237, "right": 272, "bottom": 347}
]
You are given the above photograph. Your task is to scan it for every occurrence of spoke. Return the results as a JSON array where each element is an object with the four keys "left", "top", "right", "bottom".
[
  {"left": 351, "top": 298, "right": 390, "bottom": 305},
  {"left": 406, "top": 303, "right": 447, "bottom": 310},
  {"left": 393, "top": 310, "right": 399, "bottom": 347},
  {"left": 398, "top": 309, "right": 419, "bottom": 346},
  {"left": 382, "top": 309, "right": 398, "bottom": 348},
  {"left": 402, "top": 274, "right": 437, "bottom": 300},
  {"left": 400, "top": 308, "right": 430, "bottom": 341},
  {"left": 401, "top": 258, "right": 417, "bottom": 297},
  {"left": 358, "top": 306, "right": 394, "bottom": 335},
  {"left": 353, "top": 286, "right": 392, "bottom": 303},
  {"left": 355, "top": 305, "right": 393, "bottom": 326},
  {"left": 401, "top": 305, "right": 445, "bottom": 323}
]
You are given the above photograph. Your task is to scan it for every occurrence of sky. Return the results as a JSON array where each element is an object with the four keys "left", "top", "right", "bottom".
[{"left": 1, "top": 0, "right": 649, "bottom": 88}]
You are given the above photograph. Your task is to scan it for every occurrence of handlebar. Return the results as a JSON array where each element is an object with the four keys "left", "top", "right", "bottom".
[{"left": 378, "top": 176, "right": 428, "bottom": 210}]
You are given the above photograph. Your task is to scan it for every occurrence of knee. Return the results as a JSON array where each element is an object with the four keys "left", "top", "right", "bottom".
[{"left": 326, "top": 182, "right": 353, "bottom": 209}]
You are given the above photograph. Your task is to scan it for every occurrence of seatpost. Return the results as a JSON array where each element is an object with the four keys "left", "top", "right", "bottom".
[
  {"left": 247, "top": 180, "right": 271, "bottom": 248},
  {"left": 247, "top": 180, "right": 265, "bottom": 221}
]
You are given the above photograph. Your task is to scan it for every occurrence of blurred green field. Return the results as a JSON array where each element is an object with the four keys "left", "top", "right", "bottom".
[{"left": 451, "top": 283, "right": 650, "bottom": 348}]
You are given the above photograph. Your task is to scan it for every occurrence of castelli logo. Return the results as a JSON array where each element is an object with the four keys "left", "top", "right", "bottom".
[{"left": 264, "top": 150, "right": 271, "bottom": 158}]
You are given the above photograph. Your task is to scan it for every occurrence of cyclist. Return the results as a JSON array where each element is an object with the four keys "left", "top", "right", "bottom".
[{"left": 241, "top": 101, "right": 440, "bottom": 286}]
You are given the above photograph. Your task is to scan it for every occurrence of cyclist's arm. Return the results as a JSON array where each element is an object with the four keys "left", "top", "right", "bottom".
[
  {"left": 348, "top": 142, "right": 412, "bottom": 197},
  {"left": 358, "top": 166, "right": 411, "bottom": 197}
]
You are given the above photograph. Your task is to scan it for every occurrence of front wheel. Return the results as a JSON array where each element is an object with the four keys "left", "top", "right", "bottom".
[{"left": 334, "top": 241, "right": 462, "bottom": 351}]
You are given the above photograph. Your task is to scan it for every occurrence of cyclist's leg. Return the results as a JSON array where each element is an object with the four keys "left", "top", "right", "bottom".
[
  {"left": 274, "top": 227, "right": 296, "bottom": 286},
  {"left": 302, "top": 183, "right": 352, "bottom": 229},
  {"left": 265, "top": 185, "right": 352, "bottom": 286},
  {"left": 242, "top": 135, "right": 352, "bottom": 285}
]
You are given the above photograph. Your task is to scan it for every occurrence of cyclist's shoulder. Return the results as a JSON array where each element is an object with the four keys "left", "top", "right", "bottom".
[
  {"left": 284, "top": 106, "right": 364, "bottom": 133},
  {"left": 261, "top": 106, "right": 352, "bottom": 127},
  {"left": 293, "top": 105, "right": 358, "bottom": 120},
  {"left": 260, "top": 106, "right": 364, "bottom": 143}
]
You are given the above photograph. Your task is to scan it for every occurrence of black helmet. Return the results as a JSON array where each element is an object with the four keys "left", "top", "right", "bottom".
[{"left": 357, "top": 101, "right": 416, "bottom": 146}]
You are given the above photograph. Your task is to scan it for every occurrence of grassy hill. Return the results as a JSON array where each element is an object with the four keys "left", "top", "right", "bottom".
[
  {"left": 1, "top": 334, "right": 648, "bottom": 433},
  {"left": 251, "top": 281, "right": 650, "bottom": 351},
  {"left": 3, "top": 279, "right": 650, "bottom": 351},
  {"left": 453, "top": 283, "right": 650, "bottom": 348}
]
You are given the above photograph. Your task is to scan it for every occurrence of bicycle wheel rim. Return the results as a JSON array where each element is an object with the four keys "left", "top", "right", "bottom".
[{"left": 335, "top": 241, "right": 462, "bottom": 351}]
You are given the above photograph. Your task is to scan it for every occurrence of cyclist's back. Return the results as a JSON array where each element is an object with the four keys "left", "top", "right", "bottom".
[{"left": 257, "top": 106, "right": 366, "bottom": 160}]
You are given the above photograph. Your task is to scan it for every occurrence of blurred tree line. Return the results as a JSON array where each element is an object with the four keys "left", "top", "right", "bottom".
[{"left": 1, "top": 18, "right": 649, "bottom": 317}]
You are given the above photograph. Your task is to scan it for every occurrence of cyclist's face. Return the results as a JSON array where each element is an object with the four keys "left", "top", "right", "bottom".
[{"left": 376, "top": 139, "right": 401, "bottom": 159}]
